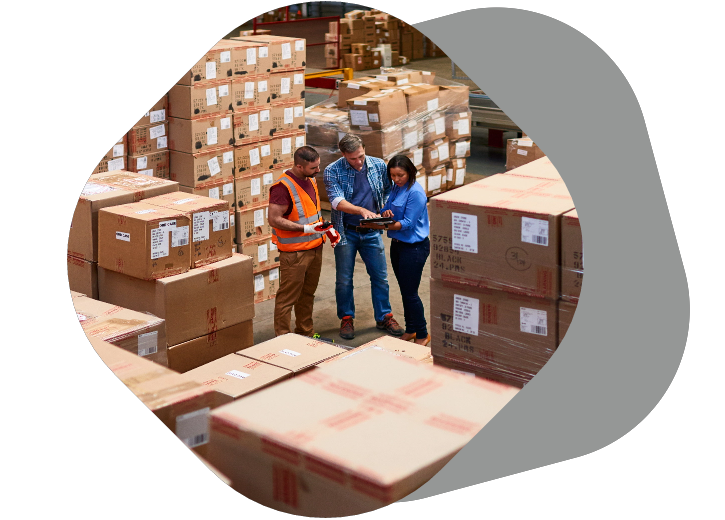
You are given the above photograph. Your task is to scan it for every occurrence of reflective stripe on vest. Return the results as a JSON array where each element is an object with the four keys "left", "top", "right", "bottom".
[
  {"left": 277, "top": 178, "right": 323, "bottom": 225},
  {"left": 272, "top": 229, "right": 324, "bottom": 244}
]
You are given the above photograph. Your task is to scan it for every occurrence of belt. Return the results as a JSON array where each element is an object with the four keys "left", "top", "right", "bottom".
[
  {"left": 392, "top": 237, "right": 430, "bottom": 246},
  {"left": 345, "top": 224, "right": 378, "bottom": 234}
]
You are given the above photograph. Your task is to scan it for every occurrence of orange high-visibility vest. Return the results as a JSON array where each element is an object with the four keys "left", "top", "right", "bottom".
[{"left": 271, "top": 172, "right": 325, "bottom": 252}]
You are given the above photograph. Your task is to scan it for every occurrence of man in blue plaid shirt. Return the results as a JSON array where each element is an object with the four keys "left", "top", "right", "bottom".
[{"left": 323, "top": 134, "right": 405, "bottom": 340}]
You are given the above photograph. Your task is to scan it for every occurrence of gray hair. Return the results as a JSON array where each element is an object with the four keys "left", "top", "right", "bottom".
[{"left": 338, "top": 134, "right": 364, "bottom": 154}]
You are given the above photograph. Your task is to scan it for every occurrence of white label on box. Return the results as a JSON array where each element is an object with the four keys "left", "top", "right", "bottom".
[
  {"left": 452, "top": 212, "right": 478, "bottom": 253},
  {"left": 221, "top": 51, "right": 231, "bottom": 63},
  {"left": 438, "top": 143, "right": 449, "bottom": 161},
  {"left": 434, "top": 117, "right": 446, "bottom": 135},
  {"left": 458, "top": 118, "right": 470, "bottom": 135},
  {"left": 521, "top": 217, "right": 549, "bottom": 246},
  {"left": 263, "top": 172, "right": 274, "bottom": 185},
  {"left": 451, "top": 369, "right": 475, "bottom": 377},
  {"left": 158, "top": 220, "right": 176, "bottom": 229},
  {"left": 428, "top": 174, "right": 442, "bottom": 191},
  {"left": 455, "top": 141, "right": 468, "bottom": 157},
  {"left": 82, "top": 182, "right": 115, "bottom": 196},
  {"left": 206, "top": 87, "right": 217, "bottom": 106},
  {"left": 135, "top": 209, "right": 156, "bottom": 215},
  {"left": 208, "top": 187, "right": 220, "bottom": 199},
  {"left": 113, "top": 144, "right": 124, "bottom": 157},
  {"left": 261, "top": 144, "right": 271, "bottom": 157},
  {"left": 171, "top": 226, "right": 189, "bottom": 247},
  {"left": 173, "top": 197, "right": 196, "bottom": 205},
  {"left": 518, "top": 139, "right": 534, "bottom": 147},
  {"left": 157, "top": 136, "right": 167, "bottom": 149},
  {"left": 282, "top": 138, "right": 291, "bottom": 155},
  {"left": 254, "top": 209, "right": 264, "bottom": 227},
  {"left": 223, "top": 151, "right": 233, "bottom": 164},
  {"left": 413, "top": 148, "right": 423, "bottom": 166},
  {"left": 230, "top": 213, "right": 235, "bottom": 226},
  {"left": 403, "top": 131, "right": 417, "bottom": 149},
  {"left": 269, "top": 241, "right": 277, "bottom": 251},
  {"left": 350, "top": 110, "right": 369, "bottom": 126},
  {"left": 269, "top": 267, "right": 278, "bottom": 280},
  {"left": 115, "top": 231, "right": 130, "bottom": 242},
  {"left": 150, "top": 228, "right": 169, "bottom": 259},
  {"left": 456, "top": 168, "right": 466, "bottom": 185},
  {"left": 520, "top": 307, "right": 548, "bottom": 336},
  {"left": 207, "top": 126, "right": 218, "bottom": 146},
  {"left": 353, "top": 99, "right": 368, "bottom": 106},
  {"left": 226, "top": 370, "right": 250, "bottom": 380},
  {"left": 376, "top": 75, "right": 387, "bottom": 80},
  {"left": 457, "top": 159, "right": 464, "bottom": 168},
  {"left": 281, "top": 42, "right": 291, "bottom": 60},
  {"left": 221, "top": 117, "right": 231, "bottom": 130},
  {"left": 295, "top": 40, "right": 304, "bottom": 51},
  {"left": 284, "top": 107, "right": 293, "bottom": 124},
  {"left": 294, "top": 73, "right": 303, "bottom": 85},
  {"left": 205, "top": 61, "right": 216, "bottom": 80},
  {"left": 447, "top": 169, "right": 453, "bottom": 182},
  {"left": 176, "top": 407, "right": 210, "bottom": 448},
  {"left": 295, "top": 136, "right": 305, "bottom": 148},
  {"left": 137, "top": 331, "right": 158, "bottom": 357},
  {"left": 108, "top": 158, "right": 124, "bottom": 171},
  {"left": 294, "top": 106, "right": 303, "bottom": 118},
  {"left": 260, "top": 109, "right": 270, "bottom": 122},
  {"left": 281, "top": 77, "right": 291, "bottom": 94},
  {"left": 431, "top": 149, "right": 439, "bottom": 159},
  {"left": 422, "top": 71, "right": 431, "bottom": 76},
  {"left": 369, "top": 113, "right": 379, "bottom": 123},
  {"left": 251, "top": 178, "right": 261, "bottom": 196},
  {"left": 349, "top": 83, "right": 360, "bottom": 89},
  {"left": 246, "top": 47, "right": 256, "bottom": 65},
  {"left": 254, "top": 273, "right": 264, "bottom": 292},
  {"left": 397, "top": 78, "right": 408, "bottom": 85},
  {"left": 150, "top": 109, "right": 165, "bottom": 123},
  {"left": 218, "top": 84, "right": 229, "bottom": 97},
  {"left": 245, "top": 82, "right": 255, "bottom": 99},
  {"left": 249, "top": 148, "right": 260, "bottom": 166},
  {"left": 193, "top": 212, "right": 210, "bottom": 242},
  {"left": 248, "top": 113, "right": 259, "bottom": 131},
  {"left": 258, "top": 243, "right": 268, "bottom": 262},
  {"left": 416, "top": 175, "right": 426, "bottom": 191},
  {"left": 212, "top": 211, "right": 229, "bottom": 231},
  {"left": 453, "top": 294, "right": 479, "bottom": 336},
  {"left": 136, "top": 156, "right": 148, "bottom": 169},
  {"left": 517, "top": 149, "right": 528, "bottom": 156},
  {"left": 280, "top": 348, "right": 300, "bottom": 357},
  {"left": 223, "top": 182, "right": 234, "bottom": 196},
  {"left": 207, "top": 156, "right": 221, "bottom": 176},
  {"left": 139, "top": 169, "right": 153, "bottom": 177},
  {"left": 258, "top": 80, "right": 268, "bottom": 93},
  {"left": 259, "top": 46, "right": 268, "bottom": 58}
]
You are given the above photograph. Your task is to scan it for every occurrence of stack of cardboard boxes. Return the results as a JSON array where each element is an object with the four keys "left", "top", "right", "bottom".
[
  {"left": 428, "top": 157, "right": 579, "bottom": 387},
  {"left": 506, "top": 136, "right": 546, "bottom": 170},
  {"left": 126, "top": 95, "right": 170, "bottom": 178},
  {"left": 92, "top": 136, "right": 127, "bottom": 175}
]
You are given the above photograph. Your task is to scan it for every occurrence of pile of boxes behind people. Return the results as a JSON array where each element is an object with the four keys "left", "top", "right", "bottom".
[
  {"left": 305, "top": 68, "right": 472, "bottom": 205},
  {"left": 427, "top": 156, "right": 583, "bottom": 387}
]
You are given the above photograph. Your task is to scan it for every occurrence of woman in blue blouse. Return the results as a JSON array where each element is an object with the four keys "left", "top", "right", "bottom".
[{"left": 380, "top": 155, "right": 431, "bottom": 345}]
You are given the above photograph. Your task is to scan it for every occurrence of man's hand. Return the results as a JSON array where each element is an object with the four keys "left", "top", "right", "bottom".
[
  {"left": 326, "top": 227, "right": 341, "bottom": 248},
  {"left": 303, "top": 222, "right": 333, "bottom": 234},
  {"left": 359, "top": 209, "right": 379, "bottom": 220},
  {"left": 381, "top": 210, "right": 394, "bottom": 218}
]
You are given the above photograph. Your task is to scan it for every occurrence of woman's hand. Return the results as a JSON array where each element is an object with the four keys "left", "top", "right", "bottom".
[{"left": 381, "top": 210, "right": 394, "bottom": 218}]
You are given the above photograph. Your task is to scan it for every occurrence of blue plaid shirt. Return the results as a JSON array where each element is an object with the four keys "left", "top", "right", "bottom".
[{"left": 323, "top": 155, "right": 391, "bottom": 246}]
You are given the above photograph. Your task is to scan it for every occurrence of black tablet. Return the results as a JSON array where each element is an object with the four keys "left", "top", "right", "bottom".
[{"left": 359, "top": 217, "right": 396, "bottom": 225}]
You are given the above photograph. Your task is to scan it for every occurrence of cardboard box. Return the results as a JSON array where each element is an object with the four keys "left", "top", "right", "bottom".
[
  {"left": 168, "top": 81, "right": 233, "bottom": 119},
  {"left": 325, "top": 56, "right": 339, "bottom": 68},
  {"left": 560, "top": 209, "right": 582, "bottom": 302},
  {"left": 67, "top": 255, "right": 98, "bottom": 299},
  {"left": 270, "top": 100, "right": 306, "bottom": 135},
  {"left": 426, "top": 164, "right": 447, "bottom": 197},
  {"left": 97, "top": 254, "right": 255, "bottom": 346},
  {"left": 234, "top": 35, "right": 306, "bottom": 70},
  {"left": 127, "top": 122, "right": 169, "bottom": 156},
  {"left": 320, "top": 335, "right": 432, "bottom": 366},
  {"left": 184, "top": 353, "right": 292, "bottom": 401},
  {"left": 169, "top": 148, "right": 235, "bottom": 188},
  {"left": 168, "top": 114, "right": 234, "bottom": 154},
  {"left": 133, "top": 96, "right": 168, "bottom": 128},
  {"left": 345, "top": 9, "right": 365, "bottom": 19},
  {"left": 445, "top": 111, "right": 472, "bottom": 141},
  {"left": 422, "top": 138, "right": 450, "bottom": 171},
  {"left": 304, "top": 106, "right": 350, "bottom": 147},
  {"left": 397, "top": 83, "right": 440, "bottom": 114},
  {"left": 98, "top": 201, "right": 191, "bottom": 280},
  {"left": 234, "top": 140, "right": 276, "bottom": 176},
  {"left": 438, "top": 85, "right": 469, "bottom": 109},
  {"left": 214, "top": 39, "right": 264, "bottom": 77},
  {"left": 75, "top": 296, "right": 167, "bottom": 365},
  {"left": 237, "top": 334, "right": 345, "bottom": 374},
  {"left": 143, "top": 192, "right": 232, "bottom": 268},
  {"left": 231, "top": 74, "right": 272, "bottom": 110},
  {"left": 236, "top": 203, "right": 272, "bottom": 244},
  {"left": 229, "top": 37, "right": 273, "bottom": 73},
  {"left": 235, "top": 171, "right": 278, "bottom": 209},
  {"left": 407, "top": 147, "right": 424, "bottom": 170},
  {"left": 271, "top": 132, "right": 306, "bottom": 169},
  {"left": 400, "top": 119, "right": 424, "bottom": 150},
  {"left": 506, "top": 137, "right": 546, "bottom": 170},
  {"left": 353, "top": 125, "right": 403, "bottom": 159},
  {"left": 431, "top": 355, "right": 524, "bottom": 388},
  {"left": 420, "top": 70, "right": 436, "bottom": 85},
  {"left": 449, "top": 138, "right": 471, "bottom": 159},
  {"left": 423, "top": 112, "right": 447, "bottom": 144},
  {"left": 233, "top": 106, "right": 272, "bottom": 142},
  {"left": 429, "top": 174, "right": 575, "bottom": 299},
  {"left": 344, "top": 53, "right": 366, "bottom": 71},
  {"left": 69, "top": 173, "right": 179, "bottom": 262},
  {"left": 178, "top": 44, "right": 228, "bottom": 85},
  {"left": 269, "top": 69, "right": 306, "bottom": 103},
  {"left": 92, "top": 152, "right": 126, "bottom": 175},
  {"left": 505, "top": 156, "right": 561, "bottom": 180},
  {"left": 347, "top": 90, "right": 407, "bottom": 130},
  {"left": 337, "top": 77, "right": 395, "bottom": 108},
  {"left": 445, "top": 158, "right": 467, "bottom": 189},
  {"left": 238, "top": 234, "right": 279, "bottom": 272},
  {"left": 558, "top": 300, "right": 577, "bottom": 346},
  {"left": 352, "top": 43, "right": 372, "bottom": 55},
  {"left": 179, "top": 181, "right": 235, "bottom": 220},
  {"left": 325, "top": 43, "right": 340, "bottom": 59},
  {"left": 252, "top": 265, "right": 279, "bottom": 302},
  {"left": 206, "top": 347, "right": 518, "bottom": 516},
  {"left": 430, "top": 278, "right": 558, "bottom": 386},
  {"left": 127, "top": 150, "right": 170, "bottom": 179},
  {"left": 167, "top": 319, "right": 254, "bottom": 373},
  {"left": 89, "top": 337, "right": 177, "bottom": 387},
  {"left": 375, "top": 71, "right": 423, "bottom": 85}
]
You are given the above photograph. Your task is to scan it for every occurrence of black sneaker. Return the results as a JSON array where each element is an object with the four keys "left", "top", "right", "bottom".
[
  {"left": 340, "top": 316, "right": 355, "bottom": 340},
  {"left": 376, "top": 313, "right": 405, "bottom": 336}
]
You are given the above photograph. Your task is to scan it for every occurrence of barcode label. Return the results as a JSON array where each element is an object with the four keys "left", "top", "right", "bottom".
[
  {"left": 176, "top": 407, "right": 210, "bottom": 448},
  {"left": 529, "top": 325, "right": 547, "bottom": 335},
  {"left": 521, "top": 217, "right": 549, "bottom": 246},
  {"left": 280, "top": 349, "right": 301, "bottom": 357},
  {"left": 138, "top": 331, "right": 158, "bottom": 357},
  {"left": 520, "top": 307, "right": 548, "bottom": 336},
  {"left": 183, "top": 433, "right": 208, "bottom": 449}
]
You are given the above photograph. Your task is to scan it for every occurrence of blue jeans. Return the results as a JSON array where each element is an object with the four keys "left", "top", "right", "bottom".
[
  {"left": 334, "top": 229, "right": 392, "bottom": 322},
  {"left": 390, "top": 237, "right": 430, "bottom": 337}
]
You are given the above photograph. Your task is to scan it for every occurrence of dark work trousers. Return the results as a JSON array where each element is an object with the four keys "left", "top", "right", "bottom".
[{"left": 389, "top": 237, "right": 430, "bottom": 337}]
